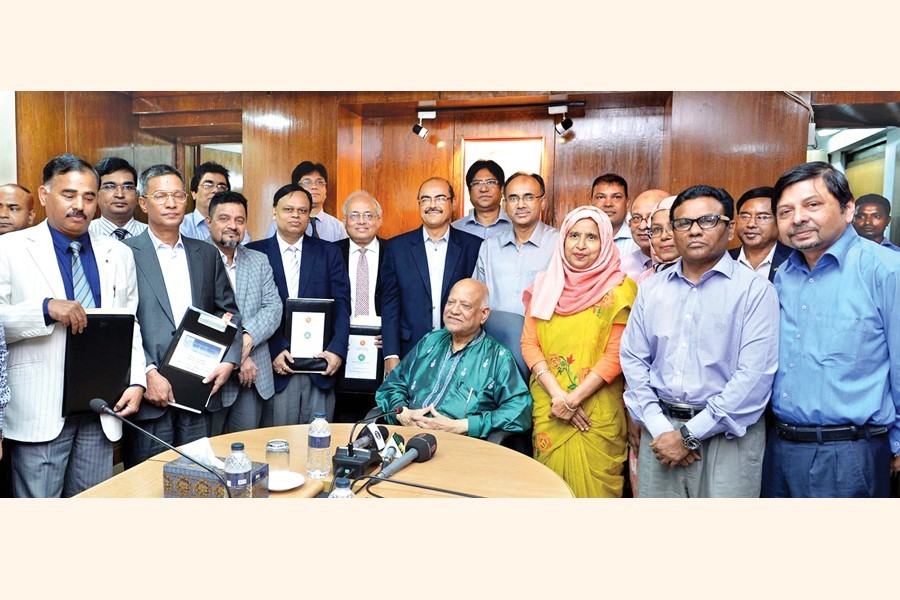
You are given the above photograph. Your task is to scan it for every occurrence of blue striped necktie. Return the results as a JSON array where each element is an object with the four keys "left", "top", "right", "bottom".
[{"left": 69, "top": 241, "right": 96, "bottom": 308}]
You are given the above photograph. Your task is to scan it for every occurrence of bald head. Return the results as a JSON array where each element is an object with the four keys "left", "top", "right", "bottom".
[
  {"left": 0, "top": 183, "right": 36, "bottom": 234},
  {"left": 629, "top": 189, "right": 670, "bottom": 254},
  {"left": 444, "top": 278, "right": 490, "bottom": 341}
]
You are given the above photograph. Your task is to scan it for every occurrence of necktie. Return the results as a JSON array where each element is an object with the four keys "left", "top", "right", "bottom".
[
  {"left": 355, "top": 248, "right": 369, "bottom": 316},
  {"left": 288, "top": 246, "right": 301, "bottom": 297},
  {"left": 112, "top": 228, "right": 128, "bottom": 240},
  {"left": 310, "top": 216, "right": 320, "bottom": 239},
  {"left": 70, "top": 241, "right": 96, "bottom": 308}
]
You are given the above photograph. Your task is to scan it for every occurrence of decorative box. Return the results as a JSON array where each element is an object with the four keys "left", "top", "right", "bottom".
[{"left": 163, "top": 456, "right": 269, "bottom": 498}]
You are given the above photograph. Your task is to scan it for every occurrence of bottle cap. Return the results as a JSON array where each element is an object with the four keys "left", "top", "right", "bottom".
[
  {"left": 314, "top": 412, "right": 326, "bottom": 419},
  {"left": 231, "top": 442, "right": 244, "bottom": 451},
  {"left": 335, "top": 477, "right": 350, "bottom": 488}
]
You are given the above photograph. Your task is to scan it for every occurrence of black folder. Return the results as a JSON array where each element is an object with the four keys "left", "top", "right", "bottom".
[
  {"left": 63, "top": 311, "right": 134, "bottom": 417},
  {"left": 158, "top": 306, "right": 238, "bottom": 413},
  {"left": 285, "top": 298, "right": 334, "bottom": 373},
  {"left": 336, "top": 323, "right": 384, "bottom": 393}
]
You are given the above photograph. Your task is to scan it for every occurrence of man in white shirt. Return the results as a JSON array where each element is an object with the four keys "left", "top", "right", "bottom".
[
  {"left": 89, "top": 157, "right": 148, "bottom": 240},
  {"left": 729, "top": 186, "right": 791, "bottom": 282},
  {"left": 451, "top": 159, "right": 512, "bottom": 240}
]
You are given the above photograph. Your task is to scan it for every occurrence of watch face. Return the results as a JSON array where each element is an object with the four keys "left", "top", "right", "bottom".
[{"left": 685, "top": 437, "right": 701, "bottom": 451}]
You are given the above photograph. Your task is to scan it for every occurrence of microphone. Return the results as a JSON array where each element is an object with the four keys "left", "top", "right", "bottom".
[
  {"left": 373, "top": 433, "right": 436, "bottom": 481},
  {"left": 353, "top": 424, "right": 389, "bottom": 450},
  {"left": 382, "top": 432, "right": 405, "bottom": 467},
  {"left": 346, "top": 407, "right": 401, "bottom": 457},
  {"left": 89, "top": 398, "right": 231, "bottom": 498}
]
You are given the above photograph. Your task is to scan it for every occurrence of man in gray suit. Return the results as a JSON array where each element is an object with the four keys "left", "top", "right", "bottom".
[
  {"left": 204, "top": 191, "right": 282, "bottom": 435},
  {"left": 122, "top": 165, "right": 241, "bottom": 468}
]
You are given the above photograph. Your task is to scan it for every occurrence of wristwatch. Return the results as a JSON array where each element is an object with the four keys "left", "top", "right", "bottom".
[{"left": 680, "top": 425, "right": 701, "bottom": 451}]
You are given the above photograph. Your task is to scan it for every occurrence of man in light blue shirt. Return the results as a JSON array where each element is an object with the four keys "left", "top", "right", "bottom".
[
  {"left": 591, "top": 173, "right": 639, "bottom": 256},
  {"left": 452, "top": 159, "right": 512, "bottom": 240},
  {"left": 265, "top": 161, "right": 348, "bottom": 242},
  {"left": 621, "top": 184, "right": 779, "bottom": 497},
  {"left": 473, "top": 171, "right": 558, "bottom": 315},
  {"left": 853, "top": 193, "right": 899, "bottom": 252},
  {"left": 180, "top": 162, "right": 251, "bottom": 244},
  {"left": 89, "top": 157, "right": 148, "bottom": 240},
  {"left": 763, "top": 162, "right": 900, "bottom": 498}
]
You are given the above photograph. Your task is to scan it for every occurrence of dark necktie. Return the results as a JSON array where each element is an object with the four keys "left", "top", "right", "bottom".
[
  {"left": 310, "top": 216, "right": 320, "bottom": 239},
  {"left": 112, "top": 228, "right": 128, "bottom": 240}
]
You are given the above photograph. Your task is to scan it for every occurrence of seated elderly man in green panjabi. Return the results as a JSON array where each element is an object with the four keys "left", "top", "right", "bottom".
[{"left": 375, "top": 278, "right": 531, "bottom": 439}]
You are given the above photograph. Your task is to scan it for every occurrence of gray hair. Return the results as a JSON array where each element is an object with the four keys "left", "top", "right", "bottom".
[
  {"left": 342, "top": 190, "right": 383, "bottom": 218},
  {"left": 138, "top": 164, "right": 184, "bottom": 197}
]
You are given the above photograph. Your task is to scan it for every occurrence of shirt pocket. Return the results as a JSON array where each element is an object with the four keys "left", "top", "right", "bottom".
[
  {"left": 697, "top": 312, "right": 736, "bottom": 365},
  {"left": 814, "top": 314, "right": 864, "bottom": 362}
]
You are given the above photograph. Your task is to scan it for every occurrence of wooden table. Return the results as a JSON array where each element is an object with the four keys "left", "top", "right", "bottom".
[{"left": 77, "top": 424, "right": 573, "bottom": 498}]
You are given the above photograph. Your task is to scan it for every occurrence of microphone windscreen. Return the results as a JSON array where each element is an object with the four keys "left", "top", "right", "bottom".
[
  {"left": 406, "top": 433, "right": 437, "bottom": 462},
  {"left": 89, "top": 398, "right": 109, "bottom": 414}
]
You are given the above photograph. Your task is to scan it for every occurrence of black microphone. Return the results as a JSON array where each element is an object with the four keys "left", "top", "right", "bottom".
[
  {"left": 346, "top": 407, "right": 401, "bottom": 458},
  {"left": 353, "top": 425, "right": 389, "bottom": 450},
  {"left": 382, "top": 432, "right": 405, "bottom": 468},
  {"left": 373, "top": 433, "right": 436, "bottom": 480},
  {"left": 89, "top": 398, "right": 231, "bottom": 498}
]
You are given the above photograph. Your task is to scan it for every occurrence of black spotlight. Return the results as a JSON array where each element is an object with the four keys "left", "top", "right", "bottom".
[
  {"left": 412, "top": 122, "right": 429, "bottom": 138},
  {"left": 555, "top": 117, "right": 573, "bottom": 135}
]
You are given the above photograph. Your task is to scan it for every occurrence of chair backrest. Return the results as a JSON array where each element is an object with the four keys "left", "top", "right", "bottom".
[{"left": 482, "top": 310, "right": 530, "bottom": 384}]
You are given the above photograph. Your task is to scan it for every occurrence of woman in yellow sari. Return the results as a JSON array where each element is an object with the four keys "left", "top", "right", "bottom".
[{"left": 521, "top": 206, "right": 636, "bottom": 497}]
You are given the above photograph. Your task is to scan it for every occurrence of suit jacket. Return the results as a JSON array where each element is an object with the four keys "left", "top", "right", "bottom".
[
  {"left": 335, "top": 236, "right": 386, "bottom": 316},
  {"left": 205, "top": 243, "right": 282, "bottom": 410},
  {"left": 123, "top": 230, "right": 241, "bottom": 421},
  {"left": 245, "top": 234, "right": 351, "bottom": 393},
  {"left": 380, "top": 226, "right": 483, "bottom": 358},
  {"left": 729, "top": 241, "right": 792, "bottom": 282},
  {"left": 0, "top": 222, "right": 146, "bottom": 442}
]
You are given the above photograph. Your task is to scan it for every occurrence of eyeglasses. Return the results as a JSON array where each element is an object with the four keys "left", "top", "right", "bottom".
[
  {"left": 737, "top": 213, "right": 773, "bottom": 224},
  {"left": 418, "top": 195, "right": 451, "bottom": 205},
  {"left": 348, "top": 211, "right": 379, "bottom": 222},
  {"left": 671, "top": 214, "right": 731, "bottom": 232},
  {"left": 628, "top": 214, "right": 650, "bottom": 225},
  {"left": 648, "top": 224, "right": 674, "bottom": 238},
  {"left": 100, "top": 183, "right": 136, "bottom": 193},
  {"left": 200, "top": 181, "right": 229, "bottom": 191},
  {"left": 300, "top": 178, "right": 327, "bottom": 188},
  {"left": 470, "top": 179, "right": 499, "bottom": 188},
  {"left": 145, "top": 191, "right": 189, "bottom": 204},
  {"left": 506, "top": 194, "right": 544, "bottom": 205}
]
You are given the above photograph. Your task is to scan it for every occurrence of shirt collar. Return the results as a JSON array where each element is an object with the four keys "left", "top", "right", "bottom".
[
  {"left": 463, "top": 209, "right": 510, "bottom": 226},
  {"left": 350, "top": 237, "right": 379, "bottom": 255},
  {"left": 737, "top": 243, "right": 777, "bottom": 268},
  {"left": 423, "top": 227, "right": 450, "bottom": 244},
  {"left": 500, "top": 221, "right": 555, "bottom": 247},
  {"left": 612, "top": 221, "right": 632, "bottom": 241},
  {"left": 276, "top": 233, "right": 304, "bottom": 254},
  {"left": 785, "top": 224, "right": 857, "bottom": 273},
  {"left": 147, "top": 227, "right": 184, "bottom": 250},
  {"left": 669, "top": 252, "right": 735, "bottom": 284},
  {"left": 48, "top": 221, "right": 91, "bottom": 254},
  {"left": 188, "top": 209, "right": 208, "bottom": 226},
  {"left": 99, "top": 215, "right": 136, "bottom": 230},
  {"left": 446, "top": 328, "right": 486, "bottom": 355}
]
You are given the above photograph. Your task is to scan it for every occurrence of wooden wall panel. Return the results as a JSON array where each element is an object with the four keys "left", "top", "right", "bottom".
[
  {"left": 65, "top": 92, "right": 136, "bottom": 165},
  {"left": 664, "top": 92, "right": 808, "bottom": 197},
  {"left": 553, "top": 106, "right": 665, "bottom": 227},
  {"left": 15, "top": 92, "right": 67, "bottom": 224},
  {"left": 241, "top": 92, "right": 339, "bottom": 240},
  {"left": 336, "top": 105, "right": 362, "bottom": 210},
  {"left": 360, "top": 115, "right": 455, "bottom": 239}
]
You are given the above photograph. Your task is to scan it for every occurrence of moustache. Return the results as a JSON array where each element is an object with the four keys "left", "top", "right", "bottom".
[
  {"left": 425, "top": 208, "right": 443, "bottom": 214},
  {"left": 789, "top": 225, "right": 817, "bottom": 237},
  {"left": 66, "top": 210, "right": 87, "bottom": 218}
]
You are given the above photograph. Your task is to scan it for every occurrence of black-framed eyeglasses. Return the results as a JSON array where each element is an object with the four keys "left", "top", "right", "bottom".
[
  {"left": 671, "top": 214, "right": 731, "bottom": 232},
  {"left": 470, "top": 179, "right": 499, "bottom": 188},
  {"left": 629, "top": 214, "right": 650, "bottom": 225},
  {"left": 648, "top": 224, "right": 673, "bottom": 238},
  {"left": 737, "top": 213, "right": 773, "bottom": 223},
  {"left": 100, "top": 183, "right": 136, "bottom": 193},
  {"left": 506, "top": 194, "right": 544, "bottom": 205}
]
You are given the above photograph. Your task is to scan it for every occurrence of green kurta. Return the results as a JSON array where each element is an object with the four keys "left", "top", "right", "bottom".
[{"left": 375, "top": 329, "right": 532, "bottom": 439}]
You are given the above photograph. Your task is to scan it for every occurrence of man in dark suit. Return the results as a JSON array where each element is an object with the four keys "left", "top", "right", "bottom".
[
  {"left": 729, "top": 186, "right": 792, "bottom": 282},
  {"left": 122, "top": 164, "right": 241, "bottom": 468},
  {"left": 246, "top": 184, "right": 350, "bottom": 425},
  {"left": 381, "top": 177, "right": 483, "bottom": 375},
  {"left": 334, "top": 191, "right": 386, "bottom": 421}
]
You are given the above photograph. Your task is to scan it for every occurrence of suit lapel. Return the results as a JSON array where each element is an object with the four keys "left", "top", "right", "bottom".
[
  {"left": 297, "top": 236, "right": 314, "bottom": 298},
  {"left": 185, "top": 239, "right": 205, "bottom": 306},
  {"left": 25, "top": 224, "right": 66, "bottom": 299},
  {"left": 234, "top": 245, "right": 249, "bottom": 306},
  {"left": 441, "top": 228, "right": 463, "bottom": 302},
  {"left": 131, "top": 232, "right": 175, "bottom": 326},
  {"left": 94, "top": 239, "right": 114, "bottom": 304},
  {"left": 411, "top": 228, "right": 431, "bottom": 297}
]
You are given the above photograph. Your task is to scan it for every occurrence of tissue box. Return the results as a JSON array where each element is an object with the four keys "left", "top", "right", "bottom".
[{"left": 163, "top": 456, "right": 269, "bottom": 498}]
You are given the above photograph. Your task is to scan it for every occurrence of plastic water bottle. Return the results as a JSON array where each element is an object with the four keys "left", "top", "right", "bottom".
[
  {"left": 328, "top": 477, "right": 355, "bottom": 498},
  {"left": 223, "top": 442, "right": 253, "bottom": 498},
  {"left": 307, "top": 412, "right": 331, "bottom": 479}
]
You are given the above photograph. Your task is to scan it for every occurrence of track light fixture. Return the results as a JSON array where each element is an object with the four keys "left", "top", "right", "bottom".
[
  {"left": 549, "top": 104, "right": 573, "bottom": 135},
  {"left": 555, "top": 117, "right": 573, "bottom": 134},
  {"left": 412, "top": 110, "right": 436, "bottom": 139}
]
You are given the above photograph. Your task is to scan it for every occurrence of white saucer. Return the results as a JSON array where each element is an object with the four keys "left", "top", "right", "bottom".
[{"left": 268, "top": 471, "right": 306, "bottom": 492}]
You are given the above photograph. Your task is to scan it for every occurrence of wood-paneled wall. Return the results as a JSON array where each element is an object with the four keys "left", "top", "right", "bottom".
[
  {"left": 15, "top": 91, "right": 175, "bottom": 225},
  {"left": 241, "top": 92, "right": 339, "bottom": 240}
]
